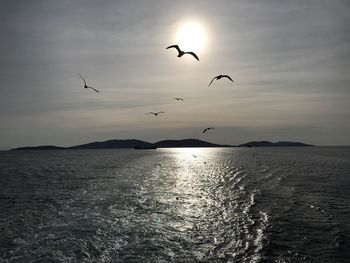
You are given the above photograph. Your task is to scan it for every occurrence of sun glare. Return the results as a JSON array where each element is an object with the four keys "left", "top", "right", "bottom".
[{"left": 176, "top": 22, "right": 206, "bottom": 53}]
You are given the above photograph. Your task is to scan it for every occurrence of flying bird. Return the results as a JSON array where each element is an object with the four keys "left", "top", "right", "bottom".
[
  {"left": 202, "top": 127, "right": 215, "bottom": 134},
  {"left": 166, "top": 45, "right": 199, "bottom": 61},
  {"left": 146, "top": 111, "right": 165, "bottom": 116},
  {"left": 173, "top": 98, "right": 184, "bottom": 101},
  {"left": 208, "top": 75, "right": 234, "bottom": 86},
  {"left": 78, "top": 74, "right": 100, "bottom": 93}
]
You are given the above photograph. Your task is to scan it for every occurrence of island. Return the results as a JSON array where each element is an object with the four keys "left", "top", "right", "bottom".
[
  {"left": 238, "top": 141, "right": 314, "bottom": 147},
  {"left": 10, "top": 139, "right": 313, "bottom": 150}
]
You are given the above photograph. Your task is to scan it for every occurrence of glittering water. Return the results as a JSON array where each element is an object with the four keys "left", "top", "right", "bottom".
[{"left": 0, "top": 147, "right": 349, "bottom": 262}]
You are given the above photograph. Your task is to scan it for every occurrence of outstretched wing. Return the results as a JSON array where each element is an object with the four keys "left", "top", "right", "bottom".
[
  {"left": 78, "top": 74, "right": 86, "bottom": 85},
  {"left": 208, "top": 76, "right": 217, "bottom": 86},
  {"left": 88, "top": 86, "right": 100, "bottom": 93},
  {"left": 184, "top": 52, "right": 199, "bottom": 61},
  {"left": 203, "top": 127, "right": 214, "bottom": 133},
  {"left": 158, "top": 111, "right": 165, "bottom": 114},
  {"left": 166, "top": 45, "right": 181, "bottom": 54},
  {"left": 223, "top": 75, "right": 234, "bottom": 82},
  {"left": 146, "top": 112, "right": 156, "bottom": 115}
]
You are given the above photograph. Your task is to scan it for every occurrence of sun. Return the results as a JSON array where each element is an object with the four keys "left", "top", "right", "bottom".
[{"left": 176, "top": 22, "right": 206, "bottom": 53}]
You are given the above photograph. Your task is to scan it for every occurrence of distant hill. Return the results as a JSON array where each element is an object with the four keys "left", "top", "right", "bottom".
[
  {"left": 239, "top": 141, "right": 313, "bottom": 147},
  {"left": 155, "top": 139, "right": 231, "bottom": 148},
  {"left": 10, "top": 139, "right": 314, "bottom": 150},
  {"left": 11, "top": 145, "right": 66, "bottom": 151},
  {"left": 274, "top": 141, "right": 313, "bottom": 146},
  {"left": 69, "top": 139, "right": 155, "bottom": 149}
]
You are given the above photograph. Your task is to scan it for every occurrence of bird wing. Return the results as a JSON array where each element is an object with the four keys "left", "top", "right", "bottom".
[
  {"left": 184, "top": 52, "right": 199, "bottom": 61},
  {"left": 203, "top": 127, "right": 214, "bottom": 133},
  {"left": 158, "top": 111, "right": 165, "bottom": 114},
  {"left": 146, "top": 112, "right": 156, "bottom": 115},
  {"left": 208, "top": 76, "right": 217, "bottom": 86},
  {"left": 223, "top": 75, "right": 234, "bottom": 82},
  {"left": 78, "top": 74, "right": 87, "bottom": 85},
  {"left": 87, "top": 86, "right": 100, "bottom": 93},
  {"left": 166, "top": 45, "right": 181, "bottom": 53}
]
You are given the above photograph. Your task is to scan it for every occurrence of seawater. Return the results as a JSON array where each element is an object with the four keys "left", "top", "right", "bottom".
[{"left": 0, "top": 147, "right": 349, "bottom": 262}]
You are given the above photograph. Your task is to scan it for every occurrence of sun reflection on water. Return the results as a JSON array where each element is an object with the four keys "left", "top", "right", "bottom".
[{"left": 146, "top": 147, "right": 266, "bottom": 261}]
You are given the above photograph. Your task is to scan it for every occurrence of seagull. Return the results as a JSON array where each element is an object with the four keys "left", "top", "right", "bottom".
[
  {"left": 202, "top": 127, "right": 215, "bottom": 134},
  {"left": 166, "top": 45, "right": 199, "bottom": 61},
  {"left": 78, "top": 74, "right": 100, "bottom": 93},
  {"left": 146, "top": 111, "right": 165, "bottom": 116},
  {"left": 208, "top": 75, "right": 234, "bottom": 86},
  {"left": 173, "top": 98, "right": 184, "bottom": 101}
]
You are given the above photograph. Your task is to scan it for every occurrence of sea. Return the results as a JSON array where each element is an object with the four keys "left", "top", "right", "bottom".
[{"left": 0, "top": 147, "right": 349, "bottom": 263}]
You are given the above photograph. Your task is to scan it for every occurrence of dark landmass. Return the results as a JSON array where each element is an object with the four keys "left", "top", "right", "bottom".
[
  {"left": 239, "top": 141, "right": 314, "bottom": 147},
  {"left": 155, "top": 139, "right": 230, "bottom": 148},
  {"left": 274, "top": 141, "right": 314, "bottom": 146},
  {"left": 69, "top": 139, "right": 155, "bottom": 149},
  {"left": 10, "top": 139, "right": 313, "bottom": 150},
  {"left": 11, "top": 145, "right": 66, "bottom": 151}
]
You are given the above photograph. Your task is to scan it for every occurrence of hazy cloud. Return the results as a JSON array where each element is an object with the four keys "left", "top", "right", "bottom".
[{"left": 0, "top": 0, "right": 349, "bottom": 148}]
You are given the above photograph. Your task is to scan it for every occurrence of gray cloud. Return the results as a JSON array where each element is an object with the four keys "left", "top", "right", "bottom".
[{"left": 0, "top": 0, "right": 349, "bottom": 148}]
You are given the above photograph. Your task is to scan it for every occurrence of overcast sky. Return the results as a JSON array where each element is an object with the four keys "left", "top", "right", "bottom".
[{"left": 0, "top": 0, "right": 349, "bottom": 148}]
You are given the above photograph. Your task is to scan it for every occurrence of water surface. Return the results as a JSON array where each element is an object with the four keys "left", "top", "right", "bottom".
[{"left": 0, "top": 147, "right": 349, "bottom": 262}]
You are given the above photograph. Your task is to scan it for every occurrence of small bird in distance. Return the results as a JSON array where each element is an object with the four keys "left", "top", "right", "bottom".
[
  {"left": 166, "top": 45, "right": 199, "bottom": 61},
  {"left": 146, "top": 111, "right": 165, "bottom": 116},
  {"left": 208, "top": 75, "right": 234, "bottom": 86},
  {"left": 173, "top": 98, "right": 184, "bottom": 101},
  {"left": 78, "top": 74, "right": 100, "bottom": 93},
  {"left": 202, "top": 127, "right": 215, "bottom": 134}
]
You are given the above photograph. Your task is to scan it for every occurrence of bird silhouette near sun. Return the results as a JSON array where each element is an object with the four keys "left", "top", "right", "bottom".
[
  {"left": 166, "top": 45, "right": 199, "bottom": 61},
  {"left": 209, "top": 75, "right": 234, "bottom": 86}
]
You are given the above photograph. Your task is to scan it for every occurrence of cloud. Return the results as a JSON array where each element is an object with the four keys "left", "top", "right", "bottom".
[{"left": 0, "top": 0, "right": 349, "bottom": 147}]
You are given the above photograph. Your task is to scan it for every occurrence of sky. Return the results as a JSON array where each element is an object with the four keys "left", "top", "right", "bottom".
[{"left": 0, "top": 0, "right": 349, "bottom": 149}]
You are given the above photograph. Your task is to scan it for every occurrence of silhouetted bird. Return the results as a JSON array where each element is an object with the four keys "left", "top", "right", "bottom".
[
  {"left": 208, "top": 75, "right": 234, "bottom": 86},
  {"left": 78, "top": 74, "right": 100, "bottom": 93},
  {"left": 173, "top": 98, "right": 184, "bottom": 101},
  {"left": 202, "top": 127, "right": 215, "bottom": 133},
  {"left": 146, "top": 111, "right": 165, "bottom": 116},
  {"left": 166, "top": 45, "right": 199, "bottom": 61},
  {"left": 192, "top": 154, "right": 197, "bottom": 158}
]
